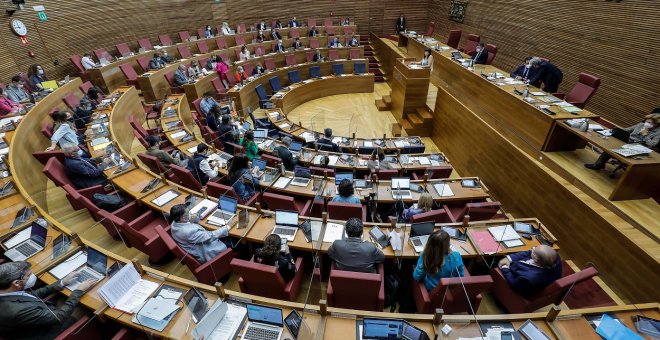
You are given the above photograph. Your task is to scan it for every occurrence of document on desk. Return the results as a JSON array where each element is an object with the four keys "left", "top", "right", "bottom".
[
  {"left": 273, "top": 177, "right": 291, "bottom": 189},
  {"left": 151, "top": 190, "right": 181, "bottom": 207},
  {"left": 267, "top": 111, "right": 280, "bottom": 118},
  {"left": 393, "top": 140, "right": 405, "bottom": 148},
  {"left": 3, "top": 227, "right": 31, "bottom": 248},
  {"left": 488, "top": 225, "right": 520, "bottom": 241},
  {"left": 188, "top": 146, "right": 198, "bottom": 153},
  {"left": 418, "top": 157, "right": 430, "bottom": 165},
  {"left": 531, "top": 91, "right": 546, "bottom": 96},
  {"left": 207, "top": 303, "right": 247, "bottom": 340},
  {"left": 328, "top": 155, "right": 339, "bottom": 166},
  {"left": 278, "top": 123, "right": 290, "bottom": 129},
  {"left": 170, "top": 130, "right": 187, "bottom": 139},
  {"left": 98, "top": 264, "right": 158, "bottom": 314},
  {"left": 323, "top": 223, "right": 345, "bottom": 243},
  {"left": 433, "top": 183, "right": 454, "bottom": 197},
  {"left": 563, "top": 106, "right": 583, "bottom": 113},
  {"left": 363, "top": 141, "right": 373, "bottom": 147},
  {"left": 132, "top": 297, "right": 180, "bottom": 331},
  {"left": 300, "top": 132, "right": 315, "bottom": 143},
  {"left": 311, "top": 220, "right": 323, "bottom": 242},
  {"left": 191, "top": 199, "right": 217, "bottom": 219},
  {"left": 332, "top": 137, "right": 343, "bottom": 145}
]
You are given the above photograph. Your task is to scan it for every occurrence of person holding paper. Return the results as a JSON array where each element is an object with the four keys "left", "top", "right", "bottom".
[
  {"left": 401, "top": 193, "right": 433, "bottom": 222},
  {"left": 332, "top": 179, "right": 361, "bottom": 204},
  {"left": 187, "top": 144, "right": 219, "bottom": 186},
  {"left": 585, "top": 112, "right": 660, "bottom": 170},
  {"left": 0, "top": 261, "right": 96, "bottom": 340},
  {"left": 146, "top": 135, "right": 187, "bottom": 167},
  {"left": 328, "top": 218, "right": 384, "bottom": 273},
  {"left": 228, "top": 153, "right": 260, "bottom": 201},
  {"left": 254, "top": 234, "right": 297, "bottom": 281},
  {"left": 169, "top": 204, "right": 230, "bottom": 264},
  {"left": 413, "top": 230, "right": 464, "bottom": 291},
  {"left": 527, "top": 57, "right": 563, "bottom": 93},
  {"left": 497, "top": 245, "right": 561, "bottom": 296}
]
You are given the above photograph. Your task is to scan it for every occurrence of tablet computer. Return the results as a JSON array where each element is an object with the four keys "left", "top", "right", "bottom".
[
  {"left": 284, "top": 309, "right": 302, "bottom": 339},
  {"left": 632, "top": 315, "right": 660, "bottom": 338},
  {"left": 518, "top": 319, "right": 551, "bottom": 340}
]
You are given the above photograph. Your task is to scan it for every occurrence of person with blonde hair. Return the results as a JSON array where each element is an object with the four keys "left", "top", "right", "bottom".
[
  {"left": 413, "top": 230, "right": 464, "bottom": 291},
  {"left": 401, "top": 193, "right": 434, "bottom": 222}
]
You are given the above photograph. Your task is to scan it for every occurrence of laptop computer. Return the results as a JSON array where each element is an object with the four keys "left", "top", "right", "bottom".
[
  {"left": 451, "top": 51, "right": 462, "bottom": 59},
  {"left": 289, "top": 141, "right": 302, "bottom": 156},
  {"left": 11, "top": 206, "right": 34, "bottom": 229},
  {"left": 409, "top": 221, "right": 435, "bottom": 253},
  {"left": 362, "top": 318, "right": 404, "bottom": 340},
  {"left": 611, "top": 127, "right": 630, "bottom": 142},
  {"left": 272, "top": 210, "right": 299, "bottom": 241},
  {"left": 335, "top": 172, "right": 353, "bottom": 185},
  {"left": 402, "top": 320, "right": 431, "bottom": 340},
  {"left": 253, "top": 158, "right": 267, "bottom": 178},
  {"left": 243, "top": 304, "right": 284, "bottom": 340},
  {"left": 183, "top": 287, "right": 209, "bottom": 323},
  {"left": 65, "top": 247, "right": 108, "bottom": 291},
  {"left": 206, "top": 196, "right": 238, "bottom": 227},
  {"left": 253, "top": 129, "right": 268, "bottom": 142},
  {"left": 4, "top": 221, "right": 48, "bottom": 261},
  {"left": 391, "top": 177, "right": 412, "bottom": 200}
]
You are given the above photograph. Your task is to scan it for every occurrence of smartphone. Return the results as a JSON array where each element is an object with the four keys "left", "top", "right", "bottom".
[
  {"left": 107, "top": 262, "right": 122, "bottom": 278},
  {"left": 500, "top": 331, "right": 514, "bottom": 340},
  {"left": 281, "top": 238, "right": 288, "bottom": 252}
]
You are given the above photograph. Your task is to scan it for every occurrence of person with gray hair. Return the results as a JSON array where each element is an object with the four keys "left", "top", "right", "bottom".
[
  {"left": 273, "top": 136, "right": 298, "bottom": 171},
  {"left": 497, "top": 244, "right": 562, "bottom": 296},
  {"left": 328, "top": 218, "right": 384, "bottom": 273},
  {"left": 173, "top": 63, "right": 189, "bottom": 87},
  {"left": 527, "top": 57, "right": 563, "bottom": 93},
  {"left": 62, "top": 144, "right": 110, "bottom": 189},
  {"left": 0, "top": 261, "right": 96, "bottom": 339}
]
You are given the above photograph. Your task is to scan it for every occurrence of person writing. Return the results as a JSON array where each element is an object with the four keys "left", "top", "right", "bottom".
[
  {"left": 228, "top": 153, "right": 260, "bottom": 202},
  {"left": 585, "top": 112, "right": 660, "bottom": 170},
  {"left": 510, "top": 56, "right": 535, "bottom": 81},
  {"left": 332, "top": 178, "right": 360, "bottom": 204},
  {"left": 241, "top": 130, "right": 259, "bottom": 161},
  {"left": 168, "top": 204, "right": 230, "bottom": 263},
  {"left": 328, "top": 218, "right": 384, "bottom": 273},
  {"left": 0, "top": 261, "right": 97, "bottom": 340},
  {"left": 187, "top": 143, "right": 219, "bottom": 186},
  {"left": 498, "top": 245, "right": 562, "bottom": 296},
  {"left": 254, "top": 234, "right": 297, "bottom": 281},
  {"left": 413, "top": 230, "right": 464, "bottom": 291},
  {"left": 527, "top": 57, "right": 564, "bottom": 93},
  {"left": 401, "top": 193, "right": 434, "bottom": 222}
]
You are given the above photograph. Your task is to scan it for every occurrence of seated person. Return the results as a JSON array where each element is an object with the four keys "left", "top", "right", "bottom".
[
  {"left": 234, "top": 65, "right": 249, "bottom": 83},
  {"left": 312, "top": 49, "right": 324, "bottom": 62},
  {"left": 274, "top": 136, "right": 298, "bottom": 171},
  {"left": 146, "top": 135, "right": 187, "bottom": 167},
  {"left": 200, "top": 91, "right": 220, "bottom": 115},
  {"left": 253, "top": 62, "right": 266, "bottom": 76},
  {"left": 206, "top": 105, "right": 222, "bottom": 131},
  {"left": 328, "top": 218, "right": 384, "bottom": 273},
  {"left": 342, "top": 17, "right": 351, "bottom": 26},
  {"left": 27, "top": 64, "right": 48, "bottom": 91},
  {"left": 5, "top": 75, "right": 32, "bottom": 104},
  {"left": 273, "top": 40, "right": 286, "bottom": 53},
  {"left": 168, "top": 204, "right": 230, "bottom": 263},
  {"left": 72, "top": 94, "right": 94, "bottom": 131},
  {"left": 401, "top": 193, "right": 433, "bottom": 222},
  {"left": 510, "top": 56, "right": 535, "bottom": 81},
  {"left": 203, "top": 25, "right": 213, "bottom": 38},
  {"left": 217, "top": 114, "right": 237, "bottom": 153},
  {"left": 274, "top": 20, "right": 283, "bottom": 29},
  {"left": 254, "top": 234, "right": 297, "bottom": 281},
  {"left": 413, "top": 230, "right": 465, "bottom": 291},
  {"left": 221, "top": 22, "right": 232, "bottom": 35},
  {"left": 528, "top": 57, "right": 563, "bottom": 93},
  {"left": 348, "top": 35, "right": 360, "bottom": 47},
  {"left": 328, "top": 37, "right": 342, "bottom": 48},
  {"left": 80, "top": 52, "right": 96, "bottom": 70},
  {"left": 148, "top": 52, "right": 166, "bottom": 70},
  {"left": 188, "top": 60, "right": 202, "bottom": 78},
  {"left": 256, "top": 21, "right": 267, "bottom": 31},
  {"left": 585, "top": 112, "right": 660, "bottom": 170},
  {"left": 228, "top": 154, "right": 260, "bottom": 201},
  {"left": 204, "top": 57, "right": 215, "bottom": 71},
  {"left": 255, "top": 31, "right": 266, "bottom": 43},
  {"left": 46, "top": 111, "right": 84, "bottom": 152},
  {"left": 308, "top": 26, "right": 319, "bottom": 37},
  {"left": 63, "top": 144, "right": 110, "bottom": 189},
  {"left": 472, "top": 42, "right": 488, "bottom": 65},
  {"left": 367, "top": 147, "right": 393, "bottom": 170},
  {"left": 292, "top": 37, "right": 303, "bottom": 50},
  {"left": 160, "top": 50, "right": 175, "bottom": 63},
  {"left": 317, "top": 128, "right": 340, "bottom": 151},
  {"left": 289, "top": 17, "right": 299, "bottom": 28},
  {"left": 173, "top": 64, "right": 189, "bottom": 87},
  {"left": 241, "top": 130, "right": 259, "bottom": 161},
  {"left": 332, "top": 178, "right": 360, "bottom": 204},
  {"left": 0, "top": 88, "right": 23, "bottom": 115},
  {"left": 0, "top": 261, "right": 97, "bottom": 340},
  {"left": 271, "top": 28, "right": 282, "bottom": 40},
  {"left": 497, "top": 245, "right": 562, "bottom": 296},
  {"left": 187, "top": 144, "right": 220, "bottom": 186},
  {"left": 239, "top": 45, "right": 250, "bottom": 61}
]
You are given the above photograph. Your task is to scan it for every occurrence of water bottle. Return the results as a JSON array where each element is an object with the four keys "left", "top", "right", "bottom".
[{"left": 522, "top": 85, "right": 529, "bottom": 98}]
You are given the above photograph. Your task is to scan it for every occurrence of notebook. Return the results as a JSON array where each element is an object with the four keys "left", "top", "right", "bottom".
[{"left": 470, "top": 230, "right": 501, "bottom": 254}]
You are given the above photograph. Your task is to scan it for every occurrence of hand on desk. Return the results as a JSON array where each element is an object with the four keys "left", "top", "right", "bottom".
[
  {"left": 498, "top": 257, "right": 511, "bottom": 269},
  {"left": 62, "top": 271, "right": 97, "bottom": 291}
]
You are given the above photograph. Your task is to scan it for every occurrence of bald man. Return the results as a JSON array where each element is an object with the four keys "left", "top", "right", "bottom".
[{"left": 497, "top": 245, "right": 562, "bottom": 296}]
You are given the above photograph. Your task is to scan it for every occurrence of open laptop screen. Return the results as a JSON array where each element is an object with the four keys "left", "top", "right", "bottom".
[
  {"left": 30, "top": 221, "right": 48, "bottom": 247},
  {"left": 335, "top": 173, "right": 353, "bottom": 185},
  {"left": 247, "top": 304, "right": 283, "bottom": 327},
  {"left": 391, "top": 177, "right": 410, "bottom": 190},
  {"left": 363, "top": 318, "right": 404, "bottom": 339},
  {"left": 289, "top": 141, "right": 302, "bottom": 152},
  {"left": 87, "top": 248, "right": 108, "bottom": 274},
  {"left": 410, "top": 222, "right": 434, "bottom": 237},
  {"left": 253, "top": 158, "right": 266, "bottom": 171},
  {"left": 275, "top": 210, "right": 298, "bottom": 226},
  {"left": 253, "top": 129, "right": 268, "bottom": 139},
  {"left": 219, "top": 196, "right": 238, "bottom": 213}
]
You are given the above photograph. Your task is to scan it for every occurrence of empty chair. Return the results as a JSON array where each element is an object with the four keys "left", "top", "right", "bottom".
[
  {"left": 93, "top": 48, "right": 112, "bottom": 62},
  {"left": 332, "top": 63, "right": 344, "bottom": 76},
  {"left": 349, "top": 49, "right": 360, "bottom": 60},
  {"left": 264, "top": 58, "right": 276, "bottom": 71},
  {"left": 137, "top": 153, "right": 178, "bottom": 182},
  {"left": 263, "top": 192, "right": 312, "bottom": 216},
  {"left": 156, "top": 226, "right": 235, "bottom": 284},
  {"left": 411, "top": 165, "right": 453, "bottom": 180},
  {"left": 243, "top": 62, "right": 254, "bottom": 76},
  {"left": 343, "top": 26, "right": 353, "bottom": 36},
  {"left": 269, "top": 76, "right": 282, "bottom": 93},
  {"left": 446, "top": 30, "right": 462, "bottom": 49},
  {"left": 305, "top": 51, "right": 315, "bottom": 63},
  {"left": 177, "top": 45, "right": 192, "bottom": 59},
  {"left": 325, "top": 26, "right": 336, "bottom": 36},
  {"left": 412, "top": 272, "right": 493, "bottom": 314},
  {"left": 444, "top": 201, "right": 505, "bottom": 222},
  {"left": 485, "top": 44, "right": 498, "bottom": 65},
  {"left": 491, "top": 265, "right": 598, "bottom": 313},
  {"left": 254, "top": 44, "right": 265, "bottom": 57},
  {"left": 255, "top": 84, "right": 271, "bottom": 108},
  {"left": 212, "top": 78, "right": 228, "bottom": 100},
  {"left": 327, "top": 202, "right": 367, "bottom": 221},
  {"left": 32, "top": 150, "right": 65, "bottom": 166},
  {"left": 197, "top": 40, "right": 209, "bottom": 54},
  {"left": 354, "top": 63, "right": 366, "bottom": 74},
  {"left": 310, "top": 166, "right": 335, "bottom": 177},
  {"left": 197, "top": 28, "right": 206, "bottom": 39},
  {"left": 62, "top": 184, "right": 123, "bottom": 238},
  {"left": 158, "top": 34, "right": 172, "bottom": 46},
  {"left": 327, "top": 262, "right": 384, "bottom": 311},
  {"left": 460, "top": 34, "right": 480, "bottom": 55},
  {"left": 285, "top": 54, "right": 296, "bottom": 66},
  {"left": 369, "top": 169, "right": 397, "bottom": 180},
  {"left": 261, "top": 154, "right": 282, "bottom": 168},
  {"left": 409, "top": 208, "right": 453, "bottom": 223},
  {"left": 307, "top": 19, "right": 316, "bottom": 27},
  {"left": 79, "top": 81, "right": 93, "bottom": 95},
  {"left": 164, "top": 71, "right": 184, "bottom": 94},
  {"left": 290, "top": 28, "right": 300, "bottom": 39},
  {"left": 137, "top": 38, "right": 153, "bottom": 51},
  {"left": 309, "top": 38, "right": 320, "bottom": 49},
  {"left": 215, "top": 38, "right": 228, "bottom": 50},
  {"left": 136, "top": 56, "right": 149, "bottom": 72},
  {"left": 237, "top": 23, "right": 247, "bottom": 34},
  {"left": 425, "top": 21, "right": 435, "bottom": 36},
  {"left": 309, "top": 66, "right": 321, "bottom": 78},
  {"left": 554, "top": 73, "right": 601, "bottom": 109},
  {"left": 324, "top": 18, "right": 333, "bottom": 27},
  {"left": 230, "top": 257, "right": 304, "bottom": 301},
  {"left": 178, "top": 31, "right": 191, "bottom": 42},
  {"left": 53, "top": 315, "right": 103, "bottom": 340},
  {"left": 288, "top": 70, "right": 301, "bottom": 84},
  {"left": 40, "top": 121, "right": 53, "bottom": 139},
  {"left": 119, "top": 63, "right": 139, "bottom": 87},
  {"left": 234, "top": 35, "right": 246, "bottom": 46},
  {"left": 115, "top": 43, "right": 131, "bottom": 57},
  {"left": 62, "top": 93, "right": 80, "bottom": 111},
  {"left": 169, "top": 164, "right": 203, "bottom": 191}
]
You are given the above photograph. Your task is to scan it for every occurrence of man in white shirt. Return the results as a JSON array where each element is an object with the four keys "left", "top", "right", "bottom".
[
  {"left": 187, "top": 143, "right": 218, "bottom": 186},
  {"left": 168, "top": 204, "right": 230, "bottom": 264},
  {"left": 80, "top": 53, "right": 96, "bottom": 70}
]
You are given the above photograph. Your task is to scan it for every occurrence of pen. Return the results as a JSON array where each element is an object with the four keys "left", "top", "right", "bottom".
[
  {"left": 185, "top": 316, "right": 191, "bottom": 334},
  {"left": 460, "top": 246, "right": 469, "bottom": 254}
]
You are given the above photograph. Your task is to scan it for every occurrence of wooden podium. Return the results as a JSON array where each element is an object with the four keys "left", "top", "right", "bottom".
[{"left": 391, "top": 58, "right": 430, "bottom": 121}]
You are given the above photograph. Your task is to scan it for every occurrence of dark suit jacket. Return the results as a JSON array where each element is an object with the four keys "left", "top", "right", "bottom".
[
  {"left": 0, "top": 282, "right": 84, "bottom": 340},
  {"left": 396, "top": 17, "right": 406, "bottom": 32},
  {"left": 317, "top": 137, "right": 340, "bottom": 152},
  {"left": 312, "top": 53, "right": 323, "bottom": 62},
  {"left": 64, "top": 156, "right": 108, "bottom": 189},
  {"left": 253, "top": 66, "right": 265, "bottom": 76},
  {"left": 328, "top": 237, "right": 385, "bottom": 273},
  {"left": 274, "top": 145, "right": 297, "bottom": 171},
  {"left": 308, "top": 29, "right": 319, "bottom": 37},
  {"left": 528, "top": 61, "right": 564, "bottom": 92},
  {"left": 206, "top": 112, "right": 219, "bottom": 131},
  {"left": 289, "top": 20, "right": 299, "bottom": 28},
  {"left": 502, "top": 250, "right": 562, "bottom": 296},
  {"left": 472, "top": 49, "right": 488, "bottom": 64},
  {"left": 271, "top": 31, "right": 282, "bottom": 40},
  {"left": 274, "top": 44, "right": 285, "bottom": 53}
]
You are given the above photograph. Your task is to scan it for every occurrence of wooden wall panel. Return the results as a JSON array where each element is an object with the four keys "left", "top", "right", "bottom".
[{"left": 428, "top": 0, "right": 660, "bottom": 127}]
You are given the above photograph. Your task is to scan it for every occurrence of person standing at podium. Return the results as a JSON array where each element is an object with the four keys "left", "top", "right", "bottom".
[
  {"left": 396, "top": 13, "right": 406, "bottom": 33},
  {"left": 420, "top": 49, "right": 434, "bottom": 71}
]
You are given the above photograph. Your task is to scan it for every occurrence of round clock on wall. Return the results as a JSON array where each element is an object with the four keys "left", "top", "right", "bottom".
[{"left": 10, "top": 19, "right": 28, "bottom": 36}]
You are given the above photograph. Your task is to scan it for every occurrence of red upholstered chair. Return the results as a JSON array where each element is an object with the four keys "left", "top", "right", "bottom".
[
  {"left": 192, "top": 98, "right": 204, "bottom": 115},
  {"left": 305, "top": 51, "right": 315, "bottom": 63},
  {"left": 178, "top": 45, "right": 192, "bottom": 59},
  {"left": 349, "top": 49, "right": 360, "bottom": 60},
  {"left": 197, "top": 40, "right": 209, "bottom": 54},
  {"left": 219, "top": 53, "right": 231, "bottom": 64},
  {"left": 446, "top": 30, "right": 462, "bottom": 49},
  {"left": 128, "top": 114, "right": 160, "bottom": 138},
  {"left": 155, "top": 226, "right": 235, "bottom": 284},
  {"left": 32, "top": 150, "right": 65, "bottom": 165},
  {"left": 307, "top": 19, "right": 316, "bottom": 27},
  {"left": 328, "top": 49, "right": 339, "bottom": 61},
  {"left": 216, "top": 38, "right": 228, "bottom": 50},
  {"left": 197, "top": 28, "right": 206, "bottom": 39},
  {"left": 233, "top": 49, "right": 242, "bottom": 60},
  {"left": 327, "top": 262, "right": 384, "bottom": 311},
  {"left": 136, "top": 56, "right": 149, "bottom": 72},
  {"left": 137, "top": 153, "right": 178, "bottom": 182},
  {"left": 119, "top": 63, "right": 139, "bottom": 87},
  {"left": 554, "top": 73, "right": 601, "bottom": 109},
  {"left": 158, "top": 34, "right": 172, "bottom": 46},
  {"left": 324, "top": 18, "right": 333, "bottom": 27},
  {"left": 164, "top": 71, "right": 184, "bottom": 94},
  {"left": 327, "top": 202, "right": 367, "bottom": 221},
  {"left": 98, "top": 202, "right": 171, "bottom": 263},
  {"left": 425, "top": 21, "right": 435, "bottom": 37},
  {"left": 212, "top": 78, "right": 228, "bottom": 100},
  {"left": 264, "top": 58, "right": 277, "bottom": 71},
  {"left": 253, "top": 44, "right": 265, "bottom": 57},
  {"left": 243, "top": 62, "right": 254, "bottom": 76},
  {"left": 115, "top": 43, "right": 131, "bottom": 57},
  {"left": 62, "top": 93, "right": 80, "bottom": 111},
  {"left": 79, "top": 81, "right": 93, "bottom": 95},
  {"left": 410, "top": 208, "right": 453, "bottom": 223},
  {"left": 41, "top": 121, "right": 53, "bottom": 138},
  {"left": 491, "top": 265, "right": 598, "bottom": 313},
  {"left": 285, "top": 54, "right": 296, "bottom": 66},
  {"left": 169, "top": 164, "right": 203, "bottom": 191},
  {"left": 178, "top": 31, "right": 191, "bottom": 42},
  {"left": 54, "top": 315, "right": 102, "bottom": 340},
  {"left": 460, "top": 34, "right": 480, "bottom": 55},
  {"left": 43, "top": 157, "right": 83, "bottom": 191},
  {"left": 137, "top": 38, "right": 153, "bottom": 51},
  {"left": 230, "top": 257, "right": 305, "bottom": 301},
  {"left": 343, "top": 26, "right": 353, "bottom": 36},
  {"left": 261, "top": 154, "right": 281, "bottom": 168},
  {"left": 234, "top": 35, "right": 246, "bottom": 46},
  {"left": 62, "top": 184, "right": 123, "bottom": 238},
  {"left": 411, "top": 165, "right": 453, "bottom": 180},
  {"left": 70, "top": 55, "right": 87, "bottom": 81},
  {"left": 206, "top": 182, "right": 261, "bottom": 207},
  {"left": 93, "top": 48, "right": 112, "bottom": 62},
  {"left": 444, "top": 201, "right": 505, "bottom": 222},
  {"left": 325, "top": 26, "right": 336, "bottom": 36},
  {"left": 237, "top": 23, "right": 247, "bottom": 34},
  {"left": 485, "top": 44, "right": 498, "bottom": 65},
  {"left": 263, "top": 192, "right": 313, "bottom": 216},
  {"left": 310, "top": 166, "right": 335, "bottom": 177},
  {"left": 412, "top": 271, "right": 493, "bottom": 314},
  {"left": 290, "top": 28, "right": 300, "bottom": 39},
  {"left": 309, "top": 38, "right": 320, "bottom": 49},
  {"left": 227, "top": 142, "right": 243, "bottom": 155}
]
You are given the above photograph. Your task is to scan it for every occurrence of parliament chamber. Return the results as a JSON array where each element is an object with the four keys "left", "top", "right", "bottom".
[{"left": 0, "top": 1, "right": 658, "bottom": 339}]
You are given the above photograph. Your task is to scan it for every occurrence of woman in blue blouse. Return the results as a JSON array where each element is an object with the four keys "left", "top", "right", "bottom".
[
  {"left": 413, "top": 230, "right": 464, "bottom": 292},
  {"left": 228, "top": 153, "right": 260, "bottom": 202},
  {"left": 331, "top": 178, "right": 360, "bottom": 204}
]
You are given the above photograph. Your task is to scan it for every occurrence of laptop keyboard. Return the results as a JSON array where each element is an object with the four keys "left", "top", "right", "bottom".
[
  {"left": 16, "top": 242, "right": 38, "bottom": 256},
  {"left": 245, "top": 326, "right": 279, "bottom": 340},
  {"left": 412, "top": 239, "right": 422, "bottom": 247},
  {"left": 76, "top": 269, "right": 99, "bottom": 282},
  {"left": 274, "top": 227, "right": 296, "bottom": 236}
]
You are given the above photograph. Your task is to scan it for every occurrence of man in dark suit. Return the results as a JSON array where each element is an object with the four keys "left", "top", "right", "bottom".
[
  {"left": 256, "top": 20, "right": 267, "bottom": 31},
  {"left": 528, "top": 57, "right": 564, "bottom": 93},
  {"left": 472, "top": 42, "right": 488, "bottom": 65},
  {"left": 510, "top": 56, "right": 536, "bottom": 80},
  {"left": 292, "top": 37, "right": 303, "bottom": 50},
  {"left": 328, "top": 218, "right": 385, "bottom": 273},
  {"left": 396, "top": 14, "right": 406, "bottom": 33},
  {"left": 289, "top": 17, "right": 299, "bottom": 28},
  {"left": 316, "top": 128, "right": 340, "bottom": 152},
  {"left": 308, "top": 26, "right": 319, "bottom": 37},
  {"left": 63, "top": 144, "right": 110, "bottom": 189},
  {"left": 273, "top": 40, "right": 286, "bottom": 53},
  {"left": 498, "top": 245, "right": 562, "bottom": 296},
  {"left": 0, "top": 261, "right": 96, "bottom": 339},
  {"left": 273, "top": 136, "right": 298, "bottom": 171},
  {"left": 312, "top": 49, "right": 324, "bottom": 62},
  {"left": 253, "top": 63, "right": 266, "bottom": 76},
  {"left": 270, "top": 28, "right": 282, "bottom": 41}
]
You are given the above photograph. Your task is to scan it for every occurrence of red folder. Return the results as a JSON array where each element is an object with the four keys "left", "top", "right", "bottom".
[{"left": 470, "top": 230, "right": 501, "bottom": 254}]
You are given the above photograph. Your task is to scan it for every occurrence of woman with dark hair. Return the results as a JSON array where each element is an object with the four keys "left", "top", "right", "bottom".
[
  {"left": 241, "top": 130, "right": 259, "bottom": 160},
  {"left": 45, "top": 110, "right": 84, "bottom": 152},
  {"left": 254, "top": 234, "right": 296, "bottom": 281},
  {"left": 331, "top": 178, "right": 360, "bottom": 204},
  {"left": 420, "top": 49, "right": 434, "bottom": 71},
  {"left": 27, "top": 64, "right": 48, "bottom": 90},
  {"left": 228, "top": 153, "right": 260, "bottom": 201},
  {"left": 168, "top": 204, "right": 230, "bottom": 263},
  {"left": 413, "top": 230, "right": 464, "bottom": 291}
]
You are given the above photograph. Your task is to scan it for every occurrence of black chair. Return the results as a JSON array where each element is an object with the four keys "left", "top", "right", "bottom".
[
  {"left": 354, "top": 63, "right": 366, "bottom": 74},
  {"left": 288, "top": 70, "right": 301, "bottom": 84},
  {"left": 255, "top": 84, "right": 272, "bottom": 109},
  {"left": 332, "top": 63, "right": 344, "bottom": 76},
  {"left": 269, "top": 76, "right": 282, "bottom": 93},
  {"left": 309, "top": 66, "right": 321, "bottom": 78},
  {"left": 247, "top": 106, "right": 273, "bottom": 129}
]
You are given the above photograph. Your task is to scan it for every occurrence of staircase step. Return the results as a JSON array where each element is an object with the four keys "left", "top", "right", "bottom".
[
  {"left": 372, "top": 69, "right": 384, "bottom": 76},
  {"left": 375, "top": 99, "right": 389, "bottom": 111},
  {"left": 407, "top": 113, "right": 423, "bottom": 125},
  {"left": 382, "top": 95, "right": 391, "bottom": 105},
  {"left": 392, "top": 123, "right": 402, "bottom": 137},
  {"left": 416, "top": 107, "right": 433, "bottom": 121},
  {"left": 368, "top": 57, "right": 378, "bottom": 63},
  {"left": 401, "top": 118, "right": 413, "bottom": 130},
  {"left": 364, "top": 51, "right": 374, "bottom": 57},
  {"left": 374, "top": 76, "right": 385, "bottom": 83}
]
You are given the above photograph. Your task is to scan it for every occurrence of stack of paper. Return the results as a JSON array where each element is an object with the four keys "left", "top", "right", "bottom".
[
  {"left": 193, "top": 301, "right": 247, "bottom": 340},
  {"left": 488, "top": 225, "right": 521, "bottom": 242},
  {"left": 278, "top": 123, "right": 290, "bottom": 129},
  {"left": 433, "top": 183, "right": 454, "bottom": 197},
  {"left": 273, "top": 177, "right": 291, "bottom": 189},
  {"left": 300, "top": 132, "right": 315, "bottom": 143},
  {"left": 151, "top": 190, "right": 180, "bottom": 207},
  {"left": 132, "top": 297, "right": 180, "bottom": 331},
  {"left": 190, "top": 199, "right": 217, "bottom": 219},
  {"left": 98, "top": 265, "right": 159, "bottom": 314},
  {"left": 170, "top": 131, "right": 187, "bottom": 139},
  {"left": 327, "top": 155, "right": 339, "bottom": 166},
  {"left": 323, "top": 223, "right": 344, "bottom": 243}
]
